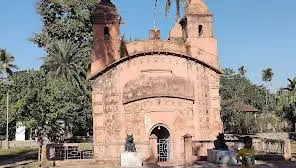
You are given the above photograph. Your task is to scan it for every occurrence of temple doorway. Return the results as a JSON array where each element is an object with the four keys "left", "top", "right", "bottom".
[{"left": 150, "top": 124, "right": 171, "bottom": 162}]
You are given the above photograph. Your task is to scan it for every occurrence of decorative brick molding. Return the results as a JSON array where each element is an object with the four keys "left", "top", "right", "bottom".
[{"left": 122, "top": 75, "right": 194, "bottom": 104}]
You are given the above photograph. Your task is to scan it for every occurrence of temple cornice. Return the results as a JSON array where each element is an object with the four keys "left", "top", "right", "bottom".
[{"left": 88, "top": 40, "right": 222, "bottom": 80}]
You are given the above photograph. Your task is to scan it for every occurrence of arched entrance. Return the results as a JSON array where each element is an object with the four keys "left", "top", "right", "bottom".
[{"left": 150, "top": 124, "right": 171, "bottom": 162}]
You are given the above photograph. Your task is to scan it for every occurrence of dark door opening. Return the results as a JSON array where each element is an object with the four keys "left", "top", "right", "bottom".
[{"left": 150, "top": 125, "right": 171, "bottom": 162}]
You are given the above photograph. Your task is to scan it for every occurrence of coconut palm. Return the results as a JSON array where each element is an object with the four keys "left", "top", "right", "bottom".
[
  {"left": 42, "top": 40, "right": 88, "bottom": 91},
  {"left": 282, "top": 77, "right": 296, "bottom": 104},
  {"left": 153, "top": 0, "right": 189, "bottom": 27},
  {"left": 165, "top": 0, "right": 190, "bottom": 21},
  {"left": 0, "top": 49, "right": 17, "bottom": 148},
  {"left": 0, "top": 49, "right": 18, "bottom": 78},
  {"left": 283, "top": 77, "right": 296, "bottom": 92},
  {"left": 238, "top": 65, "right": 247, "bottom": 77},
  {"left": 262, "top": 68, "right": 274, "bottom": 83},
  {"left": 277, "top": 77, "right": 296, "bottom": 107},
  {"left": 262, "top": 68, "right": 274, "bottom": 109}
]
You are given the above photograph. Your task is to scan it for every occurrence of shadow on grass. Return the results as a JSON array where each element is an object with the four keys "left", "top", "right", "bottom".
[{"left": 0, "top": 148, "right": 38, "bottom": 166}]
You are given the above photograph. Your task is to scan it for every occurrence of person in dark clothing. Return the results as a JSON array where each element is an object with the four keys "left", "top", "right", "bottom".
[{"left": 214, "top": 133, "right": 229, "bottom": 151}]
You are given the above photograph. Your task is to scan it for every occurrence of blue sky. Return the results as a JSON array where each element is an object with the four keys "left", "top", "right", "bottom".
[{"left": 0, "top": 0, "right": 295, "bottom": 91}]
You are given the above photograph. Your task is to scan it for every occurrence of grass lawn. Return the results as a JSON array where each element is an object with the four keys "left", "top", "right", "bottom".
[
  {"left": 0, "top": 147, "right": 38, "bottom": 158},
  {"left": 292, "top": 141, "right": 296, "bottom": 153}
]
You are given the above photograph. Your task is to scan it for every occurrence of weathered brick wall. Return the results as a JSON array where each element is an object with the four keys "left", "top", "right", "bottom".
[
  {"left": 90, "top": 0, "right": 223, "bottom": 166},
  {"left": 126, "top": 40, "right": 188, "bottom": 56},
  {"left": 125, "top": 40, "right": 221, "bottom": 72},
  {"left": 91, "top": 53, "right": 222, "bottom": 164},
  {"left": 123, "top": 97, "right": 193, "bottom": 162},
  {"left": 0, "top": 140, "right": 38, "bottom": 149},
  {"left": 193, "top": 141, "right": 215, "bottom": 157},
  {"left": 256, "top": 133, "right": 296, "bottom": 140}
]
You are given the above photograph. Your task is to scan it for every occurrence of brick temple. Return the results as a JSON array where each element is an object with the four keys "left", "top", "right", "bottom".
[{"left": 89, "top": 0, "right": 223, "bottom": 166}]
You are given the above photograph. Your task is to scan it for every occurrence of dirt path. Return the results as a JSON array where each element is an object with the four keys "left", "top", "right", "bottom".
[
  {"left": 195, "top": 161, "right": 296, "bottom": 168},
  {"left": 1, "top": 158, "right": 295, "bottom": 168}
]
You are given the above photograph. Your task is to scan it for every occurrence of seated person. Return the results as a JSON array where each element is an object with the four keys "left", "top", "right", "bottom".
[
  {"left": 214, "top": 133, "right": 229, "bottom": 151},
  {"left": 236, "top": 136, "right": 255, "bottom": 168}
]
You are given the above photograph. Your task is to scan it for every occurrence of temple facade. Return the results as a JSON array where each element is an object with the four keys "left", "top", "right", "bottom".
[{"left": 89, "top": 0, "right": 223, "bottom": 166}]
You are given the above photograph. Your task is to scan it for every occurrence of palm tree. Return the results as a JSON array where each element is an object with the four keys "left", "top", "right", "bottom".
[
  {"left": 262, "top": 68, "right": 274, "bottom": 110},
  {"left": 153, "top": 0, "right": 189, "bottom": 27},
  {"left": 283, "top": 77, "right": 296, "bottom": 104},
  {"left": 165, "top": 0, "right": 190, "bottom": 21},
  {"left": 283, "top": 77, "right": 296, "bottom": 92},
  {"left": 238, "top": 65, "right": 246, "bottom": 77},
  {"left": 0, "top": 49, "right": 17, "bottom": 148},
  {"left": 262, "top": 68, "right": 274, "bottom": 83},
  {"left": 0, "top": 49, "right": 18, "bottom": 79},
  {"left": 42, "top": 40, "right": 88, "bottom": 92}
]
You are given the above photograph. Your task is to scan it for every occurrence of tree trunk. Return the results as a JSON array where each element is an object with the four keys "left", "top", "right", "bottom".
[
  {"left": 153, "top": 0, "right": 158, "bottom": 29},
  {"left": 5, "top": 87, "right": 9, "bottom": 149},
  {"left": 175, "top": 0, "right": 180, "bottom": 21},
  {"left": 265, "top": 87, "right": 268, "bottom": 111},
  {"left": 29, "top": 128, "right": 32, "bottom": 140},
  {"left": 38, "top": 136, "right": 43, "bottom": 163}
]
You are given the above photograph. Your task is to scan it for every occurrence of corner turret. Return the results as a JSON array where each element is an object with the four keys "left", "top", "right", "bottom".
[{"left": 90, "top": 0, "right": 121, "bottom": 77}]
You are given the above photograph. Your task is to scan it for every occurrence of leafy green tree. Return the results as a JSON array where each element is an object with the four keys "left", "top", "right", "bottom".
[
  {"left": 221, "top": 68, "right": 269, "bottom": 111},
  {"left": 256, "top": 114, "right": 287, "bottom": 133},
  {"left": 221, "top": 107, "right": 258, "bottom": 135},
  {"left": 276, "top": 77, "right": 296, "bottom": 131},
  {"left": 0, "top": 69, "right": 93, "bottom": 142},
  {"left": 29, "top": 0, "right": 94, "bottom": 141},
  {"left": 220, "top": 68, "right": 276, "bottom": 134},
  {"left": 0, "top": 70, "right": 43, "bottom": 140},
  {"left": 31, "top": 0, "right": 97, "bottom": 50},
  {"left": 0, "top": 70, "right": 92, "bottom": 142}
]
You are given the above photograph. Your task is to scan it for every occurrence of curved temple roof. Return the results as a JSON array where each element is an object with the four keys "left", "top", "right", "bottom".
[
  {"left": 186, "top": 0, "right": 212, "bottom": 15},
  {"left": 89, "top": 39, "right": 222, "bottom": 80}
]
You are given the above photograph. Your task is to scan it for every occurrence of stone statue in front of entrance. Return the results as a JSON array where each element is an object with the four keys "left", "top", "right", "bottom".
[
  {"left": 121, "top": 134, "right": 142, "bottom": 167},
  {"left": 214, "top": 133, "right": 229, "bottom": 151},
  {"left": 124, "top": 134, "right": 136, "bottom": 152},
  {"left": 208, "top": 133, "right": 237, "bottom": 165}
]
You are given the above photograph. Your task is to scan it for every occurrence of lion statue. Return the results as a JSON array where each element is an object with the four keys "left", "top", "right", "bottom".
[{"left": 125, "top": 134, "right": 136, "bottom": 152}]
